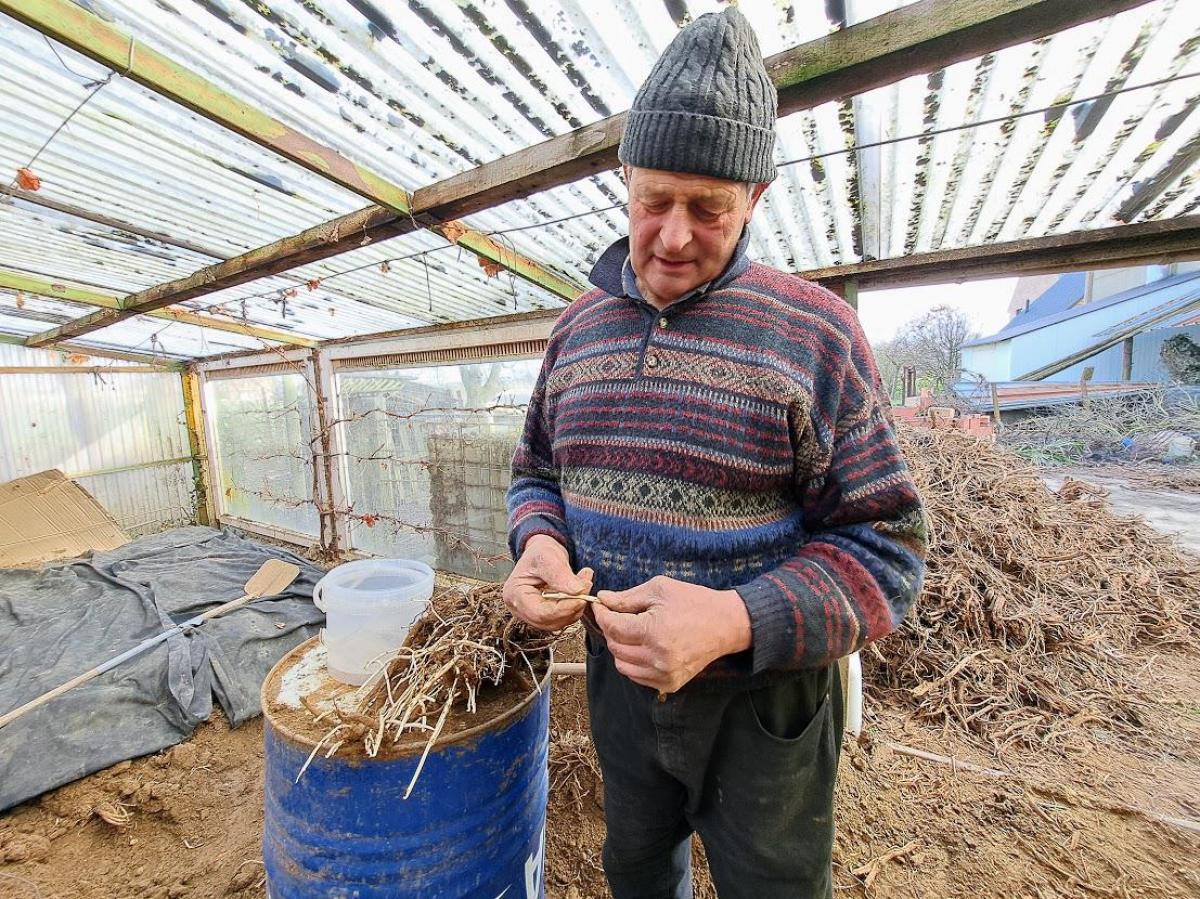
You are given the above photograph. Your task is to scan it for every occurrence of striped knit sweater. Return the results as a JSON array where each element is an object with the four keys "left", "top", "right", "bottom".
[{"left": 507, "top": 233, "right": 927, "bottom": 683}]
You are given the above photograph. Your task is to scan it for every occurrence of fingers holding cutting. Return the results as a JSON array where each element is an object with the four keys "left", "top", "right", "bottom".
[{"left": 503, "top": 535, "right": 594, "bottom": 631}]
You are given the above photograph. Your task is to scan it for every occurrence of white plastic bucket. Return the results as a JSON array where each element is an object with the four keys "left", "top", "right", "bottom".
[{"left": 313, "top": 559, "right": 435, "bottom": 685}]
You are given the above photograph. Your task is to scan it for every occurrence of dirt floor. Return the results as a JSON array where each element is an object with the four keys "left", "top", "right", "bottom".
[
  {"left": 2, "top": 478, "right": 1199, "bottom": 899},
  {"left": 1, "top": 629, "right": 1196, "bottom": 899}
]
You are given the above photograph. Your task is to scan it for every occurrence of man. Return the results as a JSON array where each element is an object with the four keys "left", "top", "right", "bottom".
[{"left": 504, "top": 9, "right": 926, "bottom": 898}]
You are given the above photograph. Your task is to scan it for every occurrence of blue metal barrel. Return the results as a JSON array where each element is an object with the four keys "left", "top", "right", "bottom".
[{"left": 261, "top": 639, "right": 550, "bottom": 899}]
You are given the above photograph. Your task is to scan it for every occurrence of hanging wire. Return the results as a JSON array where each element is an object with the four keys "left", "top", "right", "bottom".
[
  {"left": 421, "top": 252, "right": 433, "bottom": 313},
  {"left": 43, "top": 33, "right": 102, "bottom": 81},
  {"left": 486, "top": 201, "right": 630, "bottom": 236},
  {"left": 774, "top": 69, "right": 1200, "bottom": 170},
  {"left": 489, "top": 230, "right": 527, "bottom": 310},
  {"left": 1, "top": 37, "right": 136, "bottom": 203}
]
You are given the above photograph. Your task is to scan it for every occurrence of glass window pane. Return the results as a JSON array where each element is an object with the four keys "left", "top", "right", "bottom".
[
  {"left": 339, "top": 359, "right": 542, "bottom": 580},
  {"left": 208, "top": 374, "right": 320, "bottom": 537}
]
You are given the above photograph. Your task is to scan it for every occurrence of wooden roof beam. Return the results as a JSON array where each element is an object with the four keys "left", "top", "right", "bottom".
[
  {"left": 802, "top": 216, "right": 1200, "bottom": 291},
  {"left": 0, "top": 270, "right": 319, "bottom": 347},
  {"left": 16, "top": 0, "right": 1154, "bottom": 348}
]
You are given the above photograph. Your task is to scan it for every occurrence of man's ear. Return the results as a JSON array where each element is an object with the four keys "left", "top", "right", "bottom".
[{"left": 745, "top": 182, "right": 770, "bottom": 222}]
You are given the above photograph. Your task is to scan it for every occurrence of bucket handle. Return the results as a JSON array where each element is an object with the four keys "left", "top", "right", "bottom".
[{"left": 313, "top": 581, "right": 326, "bottom": 613}]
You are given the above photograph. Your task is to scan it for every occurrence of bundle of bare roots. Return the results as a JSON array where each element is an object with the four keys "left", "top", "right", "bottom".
[
  {"left": 549, "top": 730, "right": 602, "bottom": 812},
  {"left": 867, "top": 426, "right": 1200, "bottom": 754},
  {"left": 333, "top": 582, "right": 561, "bottom": 795}
]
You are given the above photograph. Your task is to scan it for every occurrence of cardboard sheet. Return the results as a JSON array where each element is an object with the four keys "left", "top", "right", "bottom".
[{"left": 0, "top": 469, "right": 129, "bottom": 567}]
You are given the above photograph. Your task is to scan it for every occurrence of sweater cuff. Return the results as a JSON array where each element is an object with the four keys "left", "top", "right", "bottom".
[
  {"left": 509, "top": 514, "right": 573, "bottom": 561},
  {"left": 734, "top": 577, "right": 797, "bottom": 675}
]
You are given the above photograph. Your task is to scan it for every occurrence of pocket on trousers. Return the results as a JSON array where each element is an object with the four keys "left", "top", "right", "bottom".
[{"left": 747, "top": 683, "right": 830, "bottom": 748}]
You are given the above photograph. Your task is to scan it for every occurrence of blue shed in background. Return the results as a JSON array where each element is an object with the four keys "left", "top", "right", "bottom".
[{"left": 961, "top": 266, "right": 1200, "bottom": 385}]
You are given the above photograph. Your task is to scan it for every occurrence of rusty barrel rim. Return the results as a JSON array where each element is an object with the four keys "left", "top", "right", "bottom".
[{"left": 260, "top": 635, "right": 552, "bottom": 758}]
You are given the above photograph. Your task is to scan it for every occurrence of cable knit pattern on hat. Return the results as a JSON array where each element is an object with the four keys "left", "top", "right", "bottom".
[{"left": 618, "top": 7, "right": 778, "bottom": 183}]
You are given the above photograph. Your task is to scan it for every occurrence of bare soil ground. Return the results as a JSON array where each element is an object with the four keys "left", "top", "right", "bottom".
[
  {"left": 3, "top": 500, "right": 1198, "bottom": 899},
  {"left": 1042, "top": 464, "right": 1200, "bottom": 556},
  {"left": 1, "top": 630, "right": 1196, "bottom": 899}
]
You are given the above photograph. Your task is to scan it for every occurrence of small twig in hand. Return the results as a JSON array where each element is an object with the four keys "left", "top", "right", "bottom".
[{"left": 542, "top": 591, "right": 601, "bottom": 603}]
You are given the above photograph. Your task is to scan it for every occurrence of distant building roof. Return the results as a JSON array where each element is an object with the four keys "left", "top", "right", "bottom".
[
  {"left": 963, "top": 270, "right": 1200, "bottom": 348},
  {"left": 1016, "top": 273, "right": 1085, "bottom": 323}
]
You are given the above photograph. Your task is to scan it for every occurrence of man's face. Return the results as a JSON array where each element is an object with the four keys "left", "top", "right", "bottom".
[{"left": 625, "top": 165, "right": 768, "bottom": 307}]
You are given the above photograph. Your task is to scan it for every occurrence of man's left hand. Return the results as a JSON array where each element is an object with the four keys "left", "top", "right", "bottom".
[{"left": 594, "top": 576, "right": 752, "bottom": 694}]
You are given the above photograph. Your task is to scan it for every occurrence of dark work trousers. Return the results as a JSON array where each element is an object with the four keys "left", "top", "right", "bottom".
[{"left": 585, "top": 634, "right": 844, "bottom": 899}]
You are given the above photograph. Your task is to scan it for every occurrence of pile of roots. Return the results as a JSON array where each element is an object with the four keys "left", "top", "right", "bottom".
[{"left": 867, "top": 427, "right": 1200, "bottom": 753}]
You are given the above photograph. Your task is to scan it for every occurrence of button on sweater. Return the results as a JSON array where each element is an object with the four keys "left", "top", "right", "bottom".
[{"left": 507, "top": 233, "right": 927, "bottom": 683}]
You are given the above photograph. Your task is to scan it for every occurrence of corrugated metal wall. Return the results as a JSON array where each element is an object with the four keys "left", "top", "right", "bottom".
[
  {"left": 1134, "top": 323, "right": 1200, "bottom": 378},
  {"left": 1055, "top": 344, "right": 1128, "bottom": 383},
  {"left": 0, "top": 345, "right": 195, "bottom": 536},
  {"left": 1053, "top": 323, "right": 1200, "bottom": 381}
]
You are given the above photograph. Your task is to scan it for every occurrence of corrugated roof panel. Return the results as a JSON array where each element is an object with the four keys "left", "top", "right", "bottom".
[
  {"left": 0, "top": 287, "right": 100, "bottom": 324},
  {"left": 0, "top": 198, "right": 209, "bottom": 291},
  {"left": 0, "top": 342, "right": 147, "bottom": 366},
  {"left": 191, "top": 227, "right": 570, "bottom": 341},
  {"left": 0, "top": 289, "right": 265, "bottom": 358},
  {"left": 1045, "top": 6, "right": 1199, "bottom": 230},
  {"left": 1, "top": 190, "right": 573, "bottom": 347},
  {"left": 0, "top": 18, "right": 367, "bottom": 256}
]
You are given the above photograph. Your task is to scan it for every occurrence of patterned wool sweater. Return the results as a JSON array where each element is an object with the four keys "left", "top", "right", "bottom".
[{"left": 507, "top": 234, "right": 927, "bottom": 683}]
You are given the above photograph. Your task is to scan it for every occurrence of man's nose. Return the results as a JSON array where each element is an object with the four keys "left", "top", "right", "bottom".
[{"left": 659, "top": 206, "right": 692, "bottom": 254}]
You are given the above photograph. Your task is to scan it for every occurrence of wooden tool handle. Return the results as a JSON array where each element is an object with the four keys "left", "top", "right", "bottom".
[
  {"left": 0, "top": 665, "right": 107, "bottom": 729},
  {"left": 196, "top": 591, "right": 255, "bottom": 623},
  {"left": 0, "top": 590, "right": 257, "bottom": 730},
  {"left": 0, "top": 559, "right": 299, "bottom": 731}
]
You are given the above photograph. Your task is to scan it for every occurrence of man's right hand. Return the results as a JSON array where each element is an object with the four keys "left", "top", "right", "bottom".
[{"left": 502, "top": 534, "right": 594, "bottom": 632}]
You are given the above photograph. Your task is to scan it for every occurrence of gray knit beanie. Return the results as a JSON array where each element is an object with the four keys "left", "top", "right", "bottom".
[{"left": 619, "top": 7, "right": 777, "bottom": 183}]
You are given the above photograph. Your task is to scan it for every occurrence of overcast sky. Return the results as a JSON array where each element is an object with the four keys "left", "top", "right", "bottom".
[{"left": 857, "top": 277, "right": 1018, "bottom": 347}]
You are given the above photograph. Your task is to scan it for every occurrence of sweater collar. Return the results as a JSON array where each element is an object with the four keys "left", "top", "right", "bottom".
[{"left": 588, "top": 227, "right": 752, "bottom": 303}]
